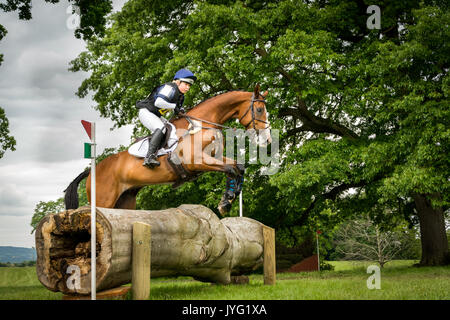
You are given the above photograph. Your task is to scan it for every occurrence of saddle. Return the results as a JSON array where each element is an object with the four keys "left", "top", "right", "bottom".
[{"left": 129, "top": 123, "right": 201, "bottom": 189}]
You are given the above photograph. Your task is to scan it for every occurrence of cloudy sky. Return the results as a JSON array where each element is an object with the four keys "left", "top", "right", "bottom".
[{"left": 0, "top": 0, "right": 132, "bottom": 248}]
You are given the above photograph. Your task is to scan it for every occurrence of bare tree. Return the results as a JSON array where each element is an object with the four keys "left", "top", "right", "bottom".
[{"left": 333, "top": 216, "right": 415, "bottom": 268}]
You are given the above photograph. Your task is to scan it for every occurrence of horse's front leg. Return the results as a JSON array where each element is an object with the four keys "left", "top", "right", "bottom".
[
  {"left": 186, "top": 152, "right": 245, "bottom": 215},
  {"left": 217, "top": 159, "right": 245, "bottom": 216}
]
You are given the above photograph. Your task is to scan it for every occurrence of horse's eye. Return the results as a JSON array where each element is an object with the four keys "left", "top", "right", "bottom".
[{"left": 257, "top": 108, "right": 263, "bottom": 113}]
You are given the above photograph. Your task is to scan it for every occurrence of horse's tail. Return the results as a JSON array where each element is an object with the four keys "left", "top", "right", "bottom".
[{"left": 64, "top": 169, "right": 90, "bottom": 210}]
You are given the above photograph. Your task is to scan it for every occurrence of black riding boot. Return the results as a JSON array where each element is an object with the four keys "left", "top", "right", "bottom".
[{"left": 143, "top": 128, "right": 164, "bottom": 168}]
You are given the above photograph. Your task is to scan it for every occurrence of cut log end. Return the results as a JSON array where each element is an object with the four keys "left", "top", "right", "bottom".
[{"left": 35, "top": 207, "right": 107, "bottom": 295}]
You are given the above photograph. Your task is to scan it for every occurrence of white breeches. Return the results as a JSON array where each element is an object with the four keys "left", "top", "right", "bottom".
[{"left": 139, "top": 108, "right": 165, "bottom": 133}]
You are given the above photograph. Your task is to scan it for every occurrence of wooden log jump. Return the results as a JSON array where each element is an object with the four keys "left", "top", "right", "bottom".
[{"left": 35, "top": 204, "right": 275, "bottom": 295}]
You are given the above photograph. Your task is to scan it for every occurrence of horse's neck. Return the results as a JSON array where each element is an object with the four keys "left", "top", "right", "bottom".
[{"left": 188, "top": 91, "right": 248, "bottom": 125}]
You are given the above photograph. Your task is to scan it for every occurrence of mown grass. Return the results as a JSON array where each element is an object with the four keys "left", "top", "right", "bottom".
[
  {"left": 0, "top": 267, "right": 62, "bottom": 300},
  {"left": 0, "top": 260, "right": 448, "bottom": 300},
  {"left": 149, "top": 260, "right": 449, "bottom": 300}
]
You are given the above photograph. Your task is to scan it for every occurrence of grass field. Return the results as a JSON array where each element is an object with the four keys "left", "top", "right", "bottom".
[{"left": 0, "top": 260, "right": 448, "bottom": 300}]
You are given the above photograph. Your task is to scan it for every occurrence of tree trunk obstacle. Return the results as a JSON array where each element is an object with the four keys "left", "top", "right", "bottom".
[{"left": 35, "top": 204, "right": 273, "bottom": 295}]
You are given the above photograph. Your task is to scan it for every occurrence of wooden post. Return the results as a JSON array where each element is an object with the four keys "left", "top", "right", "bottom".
[
  {"left": 132, "top": 222, "right": 151, "bottom": 300},
  {"left": 263, "top": 226, "right": 276, "bottom": 285}
]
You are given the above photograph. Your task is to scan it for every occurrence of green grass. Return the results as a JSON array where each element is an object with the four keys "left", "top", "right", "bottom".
[
  {"left": 0, "top": 267, "right": 62, "bottom": 300},
  {"left": 0, "top": 260, "right": 449, "bottom": 300}
]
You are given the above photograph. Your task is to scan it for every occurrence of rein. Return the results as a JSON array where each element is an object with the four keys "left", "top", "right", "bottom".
[{"left": 179, "top": 113, "right": 232, "bottom": 130}]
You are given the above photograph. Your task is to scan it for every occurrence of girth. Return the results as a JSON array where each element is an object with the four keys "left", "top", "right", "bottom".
[{"left": 166, "top": 151, "right": 201, "bottom": 189}]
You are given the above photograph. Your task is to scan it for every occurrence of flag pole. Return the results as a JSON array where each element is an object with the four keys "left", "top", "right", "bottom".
[
  {"left": 239, "top": 188, "right": 243, "bottom": 217},
  {"left": 90, "top": 122, "right": 96, "bottom": 300}
]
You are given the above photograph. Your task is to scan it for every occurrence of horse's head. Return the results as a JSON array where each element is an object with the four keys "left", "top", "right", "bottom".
[{"left": 237, "top": 84, "right": 272, "bottom": 147}]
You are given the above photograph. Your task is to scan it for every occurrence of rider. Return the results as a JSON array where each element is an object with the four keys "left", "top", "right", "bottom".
[{"left": 136, "top": 68, "right": 197, "bottom": 168}]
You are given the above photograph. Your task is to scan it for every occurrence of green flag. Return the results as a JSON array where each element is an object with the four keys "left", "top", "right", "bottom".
[{"left": 84, "top": 142, "right": 92, "bottom": 159}]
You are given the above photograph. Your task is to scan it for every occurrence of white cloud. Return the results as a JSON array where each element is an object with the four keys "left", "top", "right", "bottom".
[{"left": 0, "top": 215, "right": 35, "bottom": 247}]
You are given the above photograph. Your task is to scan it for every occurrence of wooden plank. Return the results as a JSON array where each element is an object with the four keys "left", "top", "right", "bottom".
[
  {"left": 132, "top": 222, "right": 151, "bottom": 300},
  {"left": 263, "top": 226, "right": 276, "bottom": 285},
  {"left": 62, "top": 286, "right": 130, "bottom": 300}
]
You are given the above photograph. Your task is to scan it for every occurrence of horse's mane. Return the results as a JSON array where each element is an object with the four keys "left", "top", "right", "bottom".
[
  {"left": 169, "top": 90, "right": 248, "bottom": 125},
  {"left": 189, "top": 90, "right": 248, "bottom": 111}
]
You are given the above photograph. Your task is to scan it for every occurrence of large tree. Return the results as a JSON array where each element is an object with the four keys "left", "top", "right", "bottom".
[{"left": 69, "top": 0, "right": 449, "bottom": 265}]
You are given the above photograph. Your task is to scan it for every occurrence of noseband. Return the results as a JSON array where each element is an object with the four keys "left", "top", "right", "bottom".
[{"left": 239, "top": 93, "right": 270, "bottom": 130}]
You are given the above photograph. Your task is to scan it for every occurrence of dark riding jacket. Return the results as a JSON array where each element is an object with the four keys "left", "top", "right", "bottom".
[{"left": 136, "top": 82, "right": 184, "bottom": 118}]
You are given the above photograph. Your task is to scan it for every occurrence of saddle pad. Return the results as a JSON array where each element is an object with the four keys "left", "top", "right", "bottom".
[{"left": 128, "top": 123, "right": 178, "bottom": 158}]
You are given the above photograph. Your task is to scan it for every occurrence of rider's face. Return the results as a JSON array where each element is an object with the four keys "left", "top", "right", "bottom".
[{"left": 177, "top": 81, "right": 191, "bottom": 94}]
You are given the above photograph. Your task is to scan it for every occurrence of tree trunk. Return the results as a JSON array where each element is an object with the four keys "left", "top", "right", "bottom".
[
  {"left": 413, "top": 193, "right": 449, "bottom": 266},
  {"left": 35, "top": 204, "right": 266, "bottom": 295}
]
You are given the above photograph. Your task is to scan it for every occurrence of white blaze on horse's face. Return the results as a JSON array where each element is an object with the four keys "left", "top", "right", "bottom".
[
  {"left": 259, "top": 109, "right": 272, "bottom": 147},
  {"left": 248, "top": 109, "right": 271, "bottom": 147},
  {"left": 252, "top": 106, "right": 272, "bottom": 147}
]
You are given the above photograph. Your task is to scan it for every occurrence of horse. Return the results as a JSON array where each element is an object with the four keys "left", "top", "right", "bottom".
[{"left": 64, "top": 84, "right": 271, "bottom": 215}]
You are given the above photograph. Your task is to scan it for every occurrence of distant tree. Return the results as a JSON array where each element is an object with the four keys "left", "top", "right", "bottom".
[
  {"left": 30, "top": 198, "right": 65, "bottom": 233},
  {"left": 333, "top": 216, "right": 420, "bottom": 268},
  {"left": 0, "top": 107, "right": 15, "bottom": 158}
]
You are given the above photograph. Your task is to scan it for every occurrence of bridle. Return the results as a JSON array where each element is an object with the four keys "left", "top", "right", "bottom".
[{"left": 238, "top": 93, "right": 270, "bottom": 130}]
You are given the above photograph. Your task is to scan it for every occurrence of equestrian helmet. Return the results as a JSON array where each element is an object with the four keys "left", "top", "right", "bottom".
[{"left": 173, "top": 68, "right": 197, "bottom": 85}]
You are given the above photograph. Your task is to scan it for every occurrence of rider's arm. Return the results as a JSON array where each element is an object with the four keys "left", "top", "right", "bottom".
[
  {"left": 154, "top": 84, "right": 177, "bottom": 109},
  {"left": 154, "top": 97, "right": 176, "bottom": 109}
]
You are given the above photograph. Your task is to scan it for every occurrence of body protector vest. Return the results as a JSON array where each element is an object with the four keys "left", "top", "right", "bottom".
[{"left": 136, "top": 82, "right": 184, "bottom": 118}]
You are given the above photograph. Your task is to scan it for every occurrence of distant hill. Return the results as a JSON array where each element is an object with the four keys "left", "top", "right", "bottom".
[{"left": 0, "top": 246, "right": 37, "bottom": 263}]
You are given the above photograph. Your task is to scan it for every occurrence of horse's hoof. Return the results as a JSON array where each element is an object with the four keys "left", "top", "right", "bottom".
[
  {"left": 218, "top": 206, "right": 226, "bottom": 217},
  {"left": 218, "top": 201, "right": 232, "bottom": 216}
]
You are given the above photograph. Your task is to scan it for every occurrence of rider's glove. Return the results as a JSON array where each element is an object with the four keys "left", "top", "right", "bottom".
[{"left": 175, "top": 106, "right": 186, "bottom": 114}]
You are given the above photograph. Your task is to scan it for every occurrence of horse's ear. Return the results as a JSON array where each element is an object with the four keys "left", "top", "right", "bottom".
[
  {"left": 262, "top": 90, "right": 268, "bottom": 98},
  {"left": 254, "top": 83, "right": 260, "bottom": 95}
]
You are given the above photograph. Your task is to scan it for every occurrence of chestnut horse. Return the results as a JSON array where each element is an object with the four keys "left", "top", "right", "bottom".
[{"left": 64, "top": 84, "right": 271, "bottom": 215}]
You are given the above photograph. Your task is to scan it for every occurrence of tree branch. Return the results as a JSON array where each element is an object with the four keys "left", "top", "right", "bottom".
[
  {"left": 292, "top": 181, "right": 366, "bottom": 226},
  {"left": 254, "top": 45, "right": 360, "bottom": 141},
  {"left": 280, "top": 106, "right": 360, "bottom": 141}
]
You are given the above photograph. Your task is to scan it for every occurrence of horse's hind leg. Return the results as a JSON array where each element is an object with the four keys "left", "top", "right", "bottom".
[
  {"left": 86, "top": 177, "right": 121, "bottom": 208},
  {"left": 114, "top": 187, "right": 142, "bottom": 209}
]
